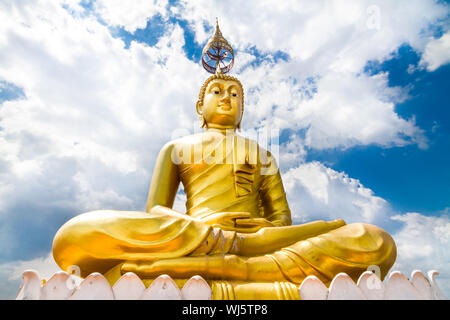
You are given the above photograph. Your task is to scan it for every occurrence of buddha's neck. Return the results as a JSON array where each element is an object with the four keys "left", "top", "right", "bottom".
[{"left": 205, "top": 127, "right": 236, "bottom": 136}]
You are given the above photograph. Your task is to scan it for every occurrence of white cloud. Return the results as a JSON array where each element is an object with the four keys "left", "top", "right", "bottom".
[
  {"left": 0, "top": 252, "right": 62, "bottom": 299},
  {"left": 291, "top": 71, "right": 426, "bottom": 150},
  {"left": 282, "top": 161, "right": 393, "bottom": 226},
  {"left": 391, "top": 212, "right": 450, "bottom": 297},
  {"left": 420, "top": 31, "right": 450, "bottom": 72},
  {"left": 3, "top": 253, "right": 60, "bottom": 282},
  {"left": 173, "top": 187, "right": 187, "bottom": 213},
  {"left": 93, "top": 0, "right": 169, "bottom": 33},
  {"left": 391, "top": 213, "right": 450, "bottom": 261}
]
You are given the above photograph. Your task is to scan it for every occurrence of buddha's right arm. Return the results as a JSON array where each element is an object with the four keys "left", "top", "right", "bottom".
[{"left": 146, "top": 142, "right": 181, "bottom": 212}]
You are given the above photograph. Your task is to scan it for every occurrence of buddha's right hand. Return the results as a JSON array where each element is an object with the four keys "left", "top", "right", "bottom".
[{"left": 200, "top": 212, "right": 272, "bottom": 232}]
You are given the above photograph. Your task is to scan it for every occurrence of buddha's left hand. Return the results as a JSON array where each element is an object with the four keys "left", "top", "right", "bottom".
[
  {"left": 199, "top": 212, "right": 275, "bottom": 233},
  {"left": 234, "top": 217, "right": 275, "bottom": 233}
]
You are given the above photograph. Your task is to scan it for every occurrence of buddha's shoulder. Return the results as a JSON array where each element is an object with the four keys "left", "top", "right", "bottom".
[{"left": 159, "top": 133, "right": 205, "bottom": 152}]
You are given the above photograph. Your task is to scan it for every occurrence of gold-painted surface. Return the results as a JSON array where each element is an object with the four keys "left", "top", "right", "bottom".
[
  {"left": 212, "top": 281, "right": 300, "bottom": 300},
  {"left": 51, "top": 23, "right": 397, "bottom": 300}
]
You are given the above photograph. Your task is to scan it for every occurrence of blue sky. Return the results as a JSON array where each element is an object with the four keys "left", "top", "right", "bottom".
[
  {"left": 308, "top": 46, "right": 450, "bottom": 214},
  {"left": 0, "top": 0, "right": 449, "bottom": 299}
]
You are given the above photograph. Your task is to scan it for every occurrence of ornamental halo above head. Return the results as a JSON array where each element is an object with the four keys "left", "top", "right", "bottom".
[
  {"left": 202, "top": 18, "right": 234, "bottom": 74},
  {"left": 197, "top": 18, "right": 244, "bottom": 130}
]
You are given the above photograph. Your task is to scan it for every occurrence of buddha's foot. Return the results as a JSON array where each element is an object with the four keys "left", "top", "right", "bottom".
[{"left": 121, "top": 255, "right": 250, "bottom": 281}]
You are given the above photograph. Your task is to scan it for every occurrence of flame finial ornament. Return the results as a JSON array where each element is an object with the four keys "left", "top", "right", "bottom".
[{"left": 201, "top": 18, "right": 234, "bottom": 74}]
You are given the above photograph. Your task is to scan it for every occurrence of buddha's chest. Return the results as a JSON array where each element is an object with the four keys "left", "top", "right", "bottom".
[{"left": 177, "top": 138, "right": 262, "bottom": 198}]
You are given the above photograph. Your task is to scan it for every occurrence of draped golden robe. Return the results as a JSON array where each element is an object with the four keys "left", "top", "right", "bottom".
[
  {"left": 52, "top": 132, "right": 396, "bottom": 299},
  {"left": 178, "top": 133, "right": 292, "bottom": 224}
]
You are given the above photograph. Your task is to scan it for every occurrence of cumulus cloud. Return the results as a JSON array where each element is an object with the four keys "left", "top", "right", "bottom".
[
  {"left": 420, "top": 31, "right": 450, "bottom": 72},
  {"left": 93, "top": 0, "right": 169, "bottom": 33},
  {"left": 391, "top": 212, "right": 450, "bottom": 297},
  {"left": 282, "top": 161, "right": 393, "bottom": 227},
  {"left": 0, "top": 252, "right": 60, "bottom": 299},
  {"left": 283, "top": 70, "right": 426, "bottom": 150},
  {"left": 4, "top": 253, "right": 60, "bottom": 282}
]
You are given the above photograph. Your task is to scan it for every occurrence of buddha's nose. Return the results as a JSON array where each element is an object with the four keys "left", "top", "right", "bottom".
[
  {"left": 219, "top": 95, "right": 231, "bottom": 110},
  {"left": 220, "top": 94, "right": 231, "bottom": 103}
]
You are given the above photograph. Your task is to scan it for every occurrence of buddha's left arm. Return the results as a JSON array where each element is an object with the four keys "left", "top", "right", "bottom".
[{"left": 259, "top": 152, "right": 292, "bottom": 227}]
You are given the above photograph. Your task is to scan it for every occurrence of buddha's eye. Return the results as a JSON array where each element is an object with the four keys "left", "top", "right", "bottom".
[
  {"left": 231, "top": 93, "right": 237, "bottom": 97},
  {"left": 214, "top": 90, "right": 220, "bottom": 94}
]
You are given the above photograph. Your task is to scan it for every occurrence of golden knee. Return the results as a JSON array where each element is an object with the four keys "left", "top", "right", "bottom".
[
  {"left": 340, "top": 222, "right": 397, "bottom": 279},
  {"left": 52, "top": 210, "right": 118, "bottom": 277}
]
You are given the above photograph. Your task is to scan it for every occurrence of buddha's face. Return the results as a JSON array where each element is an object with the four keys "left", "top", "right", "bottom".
[{"left": 198, "top": 79, "right": 243, "bottom": 130}]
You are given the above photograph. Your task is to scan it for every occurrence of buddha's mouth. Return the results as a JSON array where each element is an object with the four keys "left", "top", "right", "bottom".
[{"left": 219, "top": 104, "right": 232, "bottom": 111}]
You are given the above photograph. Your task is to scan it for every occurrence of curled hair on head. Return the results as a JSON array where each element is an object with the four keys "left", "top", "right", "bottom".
[{"left": 196, "top": 74, "right": 245, "bottom": 130}]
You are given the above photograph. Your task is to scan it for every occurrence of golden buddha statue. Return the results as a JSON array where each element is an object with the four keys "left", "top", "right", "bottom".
[{"left": 52, "top": 20, "right": 396, "bottom": 300}]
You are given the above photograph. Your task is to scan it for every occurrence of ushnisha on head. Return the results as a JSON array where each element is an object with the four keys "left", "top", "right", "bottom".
[{"left": 196, "top": 19, "right": 244, "bottom": 131}]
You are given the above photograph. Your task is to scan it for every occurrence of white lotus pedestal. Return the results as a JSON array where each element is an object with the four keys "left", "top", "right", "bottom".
[{"left": 16, "top": 269, "right": 446, "bottom": 300}]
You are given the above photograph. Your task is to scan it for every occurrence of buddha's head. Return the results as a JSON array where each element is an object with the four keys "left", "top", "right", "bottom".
[{"left": 196, "top": 73, "right": 244, "bottom": 130}]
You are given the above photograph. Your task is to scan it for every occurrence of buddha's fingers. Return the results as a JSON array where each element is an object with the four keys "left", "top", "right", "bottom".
[{"left": 121, "top": 255, "right": 249, "bottom": 281}]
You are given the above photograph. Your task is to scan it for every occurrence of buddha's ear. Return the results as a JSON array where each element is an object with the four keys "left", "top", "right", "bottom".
[
  {"left": 237, "top": 105, "right": 243, "bottom": 131},
  {"left": 196, "top": 100, "right": 203, "bottom": 116},
  {"left": 196, "top": 101, "right": 206, "bottom": 128}
]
